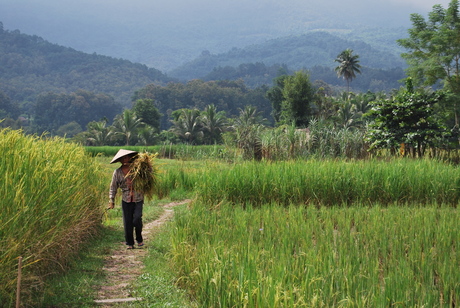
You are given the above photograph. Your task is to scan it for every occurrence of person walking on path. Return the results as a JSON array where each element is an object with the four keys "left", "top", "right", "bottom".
[{"left": 108, "top": 149, "right": 144, "bottom": 249}]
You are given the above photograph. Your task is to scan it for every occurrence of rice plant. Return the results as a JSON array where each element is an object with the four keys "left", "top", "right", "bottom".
[
  {"left": 170, "top": 202, "right": 460, "bottom": 307},
  {"left": 0, "top": 129, "right": 107, "bottom": 306},
  {"left": 161, "top": 156, "right": 460, "bottom": 306},
  {"left": 194, "top": 159, "right": 460, "bottom": 207}
]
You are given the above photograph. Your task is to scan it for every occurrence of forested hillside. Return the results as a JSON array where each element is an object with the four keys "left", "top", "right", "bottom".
[
  {"left": 0, "top": 23, "right": 175, "bottom": 107},
  {"left": 171, "top": 31, "right": 407, "bottom": 92},
  {"left": 0, "top": 20, "right": 410, "bottom": 137}
]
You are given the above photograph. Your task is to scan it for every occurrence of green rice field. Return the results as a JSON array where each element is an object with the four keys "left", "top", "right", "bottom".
[
  {"left": 166, "top": 159, "right": 460, "bottom": 307},
  {"left": 2, "top": 136, "right": 460, "bottom": 307}
]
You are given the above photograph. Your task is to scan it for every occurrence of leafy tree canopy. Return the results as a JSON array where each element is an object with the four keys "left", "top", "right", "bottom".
[
  {"left": 132, "top": 99, "right": 161, "bottom": 132},
  {"left": 280, "top": 71, "right": 315, "bottom": 127},
  {"left": 398, "top": 0, "right": 460, "bottom": 91},
  {"left": 33, "top": 90, "right": 122, "bottom": 134},
  {"left": 365, "top": 78, "right": 448, "bottom": 157},
  {"left": 398, "top": 0, "right": 460, "bottom": 125}
]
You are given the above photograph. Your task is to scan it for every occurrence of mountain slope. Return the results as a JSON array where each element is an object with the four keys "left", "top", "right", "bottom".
[
  {"left": 170, "top": 31, "right": 407, "bottom": 81},
  {"left": 0, "top": 24, "right": 175, "bottom": 106}
]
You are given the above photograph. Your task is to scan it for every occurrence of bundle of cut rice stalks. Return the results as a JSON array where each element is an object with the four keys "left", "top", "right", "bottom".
[{"left": 127, "top": 152, "right": 159, "bottom": 200}]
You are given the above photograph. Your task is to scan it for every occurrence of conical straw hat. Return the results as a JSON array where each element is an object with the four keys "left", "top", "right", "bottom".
[{"left": 110, "top": 149, "right": 138, "bottom": 164}]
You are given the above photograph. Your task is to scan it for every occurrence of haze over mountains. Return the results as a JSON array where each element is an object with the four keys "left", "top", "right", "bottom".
[{"left": 0, "top": 0, "right": 450, "bottom": 73}]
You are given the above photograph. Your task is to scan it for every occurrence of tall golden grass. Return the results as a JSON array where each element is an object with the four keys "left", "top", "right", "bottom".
[{"left": 0, "top": 129, "right": 106, "bottom": 306}]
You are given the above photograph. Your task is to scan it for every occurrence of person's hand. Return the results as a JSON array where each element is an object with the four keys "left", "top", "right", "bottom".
[{"left": 108, "top": 201, "right": 114, "bottom": 209}]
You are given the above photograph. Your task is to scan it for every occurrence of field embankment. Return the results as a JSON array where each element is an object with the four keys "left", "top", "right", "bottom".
[{"left": 0, "top": 129, "right": 106, "bottom": 306}]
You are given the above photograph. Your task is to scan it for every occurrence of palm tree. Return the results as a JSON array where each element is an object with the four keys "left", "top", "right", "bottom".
[
  {"left": 137, "top": 125, "right": 157, "bottom": 145},
  {"left": 234, "top": 105, "right": 265, "bottom": 128},
  {"left": 113, "top": 109, "right": 144, "bottom": 145},
  {"left": 232, "top": 106, "right": 266, "bottom": 160},
  {"left": 170, "top": 108, "right": 203, "bottom": 144},
  {"left": 336, "top": 100, "right": 359, "bottom": 129},
  {"left": 201, "top": 104, "right": 227, "bottom": 144},
  {"left": 334, "top": 49, "right": 361, "bottom": 92},
  {"left": 86, "top": 119, "right": 113, "bottom": 145}
]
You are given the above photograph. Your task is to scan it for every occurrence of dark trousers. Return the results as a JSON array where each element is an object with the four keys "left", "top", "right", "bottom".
[{"left": 121, "top": 200, "right": 143, "bottom": 246}]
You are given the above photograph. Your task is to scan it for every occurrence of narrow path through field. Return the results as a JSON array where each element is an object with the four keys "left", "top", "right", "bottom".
[{"left": 95, "top": 199, "right": 191, "bottom": 306}]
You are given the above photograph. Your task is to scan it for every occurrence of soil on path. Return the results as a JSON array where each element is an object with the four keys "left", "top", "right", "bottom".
[{"left": 95, "top": 200, "right": 190, "bottom": 305}]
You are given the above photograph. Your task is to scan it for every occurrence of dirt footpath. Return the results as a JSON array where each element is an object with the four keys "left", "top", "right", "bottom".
[{"left": 95, "top": 200, "right": 190, "bottom": 305}]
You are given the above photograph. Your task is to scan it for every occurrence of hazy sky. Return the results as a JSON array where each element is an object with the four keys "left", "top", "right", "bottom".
[
  {"left": 395, "top": 0, "right": 450, "bottom": 9},
  {"left": 0, "top": 0, "right": 454, "bottom": 71}
]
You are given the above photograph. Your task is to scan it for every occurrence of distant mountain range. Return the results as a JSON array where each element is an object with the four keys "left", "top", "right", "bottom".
[
  {"left": 0, "top": 19, "right": 409, "bottom": 112},
  {"left": 0, "top": 0, "right": 435, "bottom": 73},
  {"left": 170, "top": 30, "right": 407, "bottom": 81}
]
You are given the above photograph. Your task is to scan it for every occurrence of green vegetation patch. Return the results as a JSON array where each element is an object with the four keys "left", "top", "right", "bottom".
[
  {"left": 194, "top": 159, "right": 460, "bottom": 206},
  {"left": 171, "top": 202, "right": 460, "bottom": 307},
  {"left": 0, "top": 129, "right": 106, "bottom": 306}
]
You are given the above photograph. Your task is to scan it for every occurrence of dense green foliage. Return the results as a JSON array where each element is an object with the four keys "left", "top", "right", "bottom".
[
  {"left": 33, "top": 90, "right": 122, "bottom": 134},
  {"left": 398, "top": 0, "right": 460, "bottom": 127},
  {"left": 280, "top": 71, "right": 315, "bottom": 127},
  {"left": 132, "top": 79, "right": 272, "bottom": 130},
  {"left": 397, "top": 0, "right": 460, "bottom": 90},
  {"left": 366, "top": 79, "right": 448, "bottom": 156},
  {"left": 0, "top": 129, "right": 106, "bottom": 306}
]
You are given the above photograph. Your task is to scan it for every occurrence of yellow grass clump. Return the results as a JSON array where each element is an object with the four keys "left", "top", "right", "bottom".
[{"left": 127, "top": 152, "right": 159, "bottom": 200}]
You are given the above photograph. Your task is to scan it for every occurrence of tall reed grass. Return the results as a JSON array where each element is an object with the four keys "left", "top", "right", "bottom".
[
  {"left": 171, "top": 202, "right": 459, "bottom": 307},
  {"left": 194, "top": 159, "right": 460, "bottom": 206},
  {"left": 0, "top": 129, "right": 106, "bottom": 306}
]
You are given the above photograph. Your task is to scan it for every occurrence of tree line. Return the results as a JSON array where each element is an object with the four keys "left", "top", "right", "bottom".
[{"left": 2, "top": 0, "right": 460, "bottom": 159}]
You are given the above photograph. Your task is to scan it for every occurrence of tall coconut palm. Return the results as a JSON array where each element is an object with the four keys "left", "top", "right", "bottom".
[
  {"left": 334, "top": 49, "right": 361, "bottom": 92},
  {"left": 113, "top": 109, "right": 144, "bottom": 146}
]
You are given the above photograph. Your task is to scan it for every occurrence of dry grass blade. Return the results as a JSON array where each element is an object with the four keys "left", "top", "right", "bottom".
[{"left": 127, "top": 152, "right": 159, "bottom": 200}]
